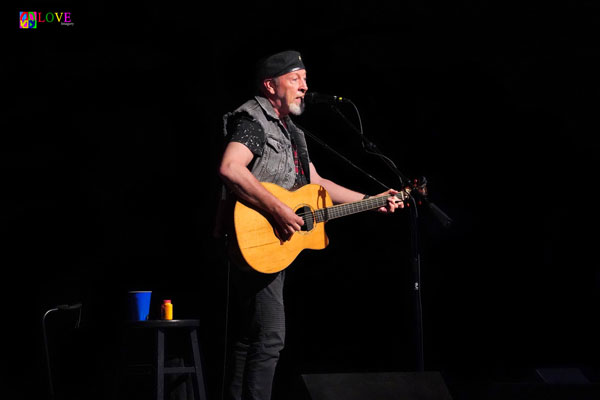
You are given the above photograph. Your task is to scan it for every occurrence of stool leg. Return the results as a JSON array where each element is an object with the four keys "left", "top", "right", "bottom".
[
  {"left": 189, "top": 328, "right": 207, "bottom": 400},
  {"left": 156, "top": 328, "right": 165, "bottom": 400}
]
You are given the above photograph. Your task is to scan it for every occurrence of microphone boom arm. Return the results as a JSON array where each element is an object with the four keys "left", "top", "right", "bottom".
[{"left": 330, "top": 104, "right": 452, "bottom": 228}]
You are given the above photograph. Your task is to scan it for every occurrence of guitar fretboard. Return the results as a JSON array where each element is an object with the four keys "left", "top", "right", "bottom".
[{"left": 314, "top": 192, "right": 406, "bottom": 223}]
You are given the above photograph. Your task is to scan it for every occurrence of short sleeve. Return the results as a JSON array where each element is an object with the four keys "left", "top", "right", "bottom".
[{"left": 225, "top": 113, "right": 265, "bottom": 156}]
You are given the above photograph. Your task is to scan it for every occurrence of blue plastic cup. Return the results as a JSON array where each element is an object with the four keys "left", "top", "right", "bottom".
[{"left": 127, "top": 291, "right": 152, "bottom": 321}]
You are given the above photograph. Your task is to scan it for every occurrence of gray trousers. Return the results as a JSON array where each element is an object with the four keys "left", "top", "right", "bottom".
[{"left": 226, "top": 269, "right": 286, "bottom": 400}]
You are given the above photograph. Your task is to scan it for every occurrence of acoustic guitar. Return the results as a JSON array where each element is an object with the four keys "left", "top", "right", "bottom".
[{"left": 232, "top": 182, "right": 412, "bottom": 274}]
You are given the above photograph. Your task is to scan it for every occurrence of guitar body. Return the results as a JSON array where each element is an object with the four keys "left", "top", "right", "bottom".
[{"left": 233, "top": 182, "right": 333, "bottom": 274}]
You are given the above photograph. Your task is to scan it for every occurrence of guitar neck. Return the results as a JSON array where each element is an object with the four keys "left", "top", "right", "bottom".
[{"left": 314, "top": 192, "right": 407, "bottom": 223}]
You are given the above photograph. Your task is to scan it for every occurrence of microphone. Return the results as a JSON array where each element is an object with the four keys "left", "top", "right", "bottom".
[{"left": 304, "top": 92, "right": 351, "bottom": 104}]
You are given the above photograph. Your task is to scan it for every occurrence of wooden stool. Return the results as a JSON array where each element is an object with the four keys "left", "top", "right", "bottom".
[{"left": 125, "top": 319, "right": 207, "bottom": 400}]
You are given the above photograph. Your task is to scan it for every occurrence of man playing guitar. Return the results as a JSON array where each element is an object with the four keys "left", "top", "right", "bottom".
[{"left": 217, "top": 50, "right": 401, "bottom": 400}]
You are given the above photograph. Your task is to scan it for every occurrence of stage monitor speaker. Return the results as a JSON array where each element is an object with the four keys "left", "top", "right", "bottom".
[{"left": 300, "top": 371, "right": 452, "bottom": 400}]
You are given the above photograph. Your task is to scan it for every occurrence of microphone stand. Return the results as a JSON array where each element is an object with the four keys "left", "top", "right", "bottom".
[
  {"left": 302, "top": 102, "right": 452, "bottom": 372},
  {"left": 331, "top": 104, "right": 453, "bottom": 372}
]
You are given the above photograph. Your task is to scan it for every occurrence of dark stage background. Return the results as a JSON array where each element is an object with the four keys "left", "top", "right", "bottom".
[{"left": 4, "top": 1, "right": 599, "bottom": 399}]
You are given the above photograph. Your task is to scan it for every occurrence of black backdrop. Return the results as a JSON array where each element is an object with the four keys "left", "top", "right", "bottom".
[{"left": 4, "top": 1, "right": 599, "bottom": 399}]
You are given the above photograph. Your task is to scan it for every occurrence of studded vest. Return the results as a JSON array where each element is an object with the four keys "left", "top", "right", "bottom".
[{"left": 222, "top": 96, "right": 311, "bottom": 189}]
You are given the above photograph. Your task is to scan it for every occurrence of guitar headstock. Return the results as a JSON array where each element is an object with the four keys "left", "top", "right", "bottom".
[
  {"left": 387, "top": 177, "right": 428, "bottom": 204},
  {"left": 410, "top": 176, "right": 428, "bottom": 197},
  {"left": 399, "top": 177, "right": 428, "bottom": 205}
]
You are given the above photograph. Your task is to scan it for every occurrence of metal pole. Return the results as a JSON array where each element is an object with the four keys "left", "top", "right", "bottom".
[{"left": 43, "top": 308, "right": 59, "bottom": 400}]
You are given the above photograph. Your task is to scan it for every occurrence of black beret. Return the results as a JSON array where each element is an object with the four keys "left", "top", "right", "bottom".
[{"left": 255, "top": 50, "right": 305, "bottom": 80}]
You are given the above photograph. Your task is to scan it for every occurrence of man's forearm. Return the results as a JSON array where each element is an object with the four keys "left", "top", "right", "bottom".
[
  {"left": 219, "top": 162, "right": 285, "bottom": 215},
  {"left": 316, "top": 177, "right": 366, "bottom": 204}
]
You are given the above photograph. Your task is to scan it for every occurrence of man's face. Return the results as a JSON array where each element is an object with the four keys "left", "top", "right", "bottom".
[{"left": 266, "top": 69, "right": 308, "bottom": 117}]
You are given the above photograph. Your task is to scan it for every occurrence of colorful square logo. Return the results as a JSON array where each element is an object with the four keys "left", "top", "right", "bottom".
[{"left": 19, "top": 12, "right": 37, "bottom": 29}]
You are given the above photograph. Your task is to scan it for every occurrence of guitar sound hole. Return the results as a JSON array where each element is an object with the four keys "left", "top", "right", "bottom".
[{"left": 296, "top": 206, "right": 314, "bottom": 232}]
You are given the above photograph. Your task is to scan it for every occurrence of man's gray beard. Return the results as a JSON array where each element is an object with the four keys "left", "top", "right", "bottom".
[{"left": 289, "top": 101, "right": 305, "bottom": 116}]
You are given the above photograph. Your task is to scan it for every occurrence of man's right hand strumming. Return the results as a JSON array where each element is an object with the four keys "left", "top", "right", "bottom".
[{"left": 270, "top": 203, "right": 304, "bottom": 242}]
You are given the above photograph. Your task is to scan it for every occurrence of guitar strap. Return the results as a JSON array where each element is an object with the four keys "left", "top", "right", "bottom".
[{"left": 287, "top": 124, "right": 310, "bottom": 189}]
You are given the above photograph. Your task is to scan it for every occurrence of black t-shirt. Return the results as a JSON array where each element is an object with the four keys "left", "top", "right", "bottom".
[{"left": 225, "top": 113, "right": 266, "bottom": 157}]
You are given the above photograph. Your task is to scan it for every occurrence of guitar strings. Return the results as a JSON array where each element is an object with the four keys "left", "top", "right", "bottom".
[
  {"left": 292, "top": 194, "right": 404, "bottom": 230},
  {"left": 293, "top": 196, "right": 394, "bottom": 220}
]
